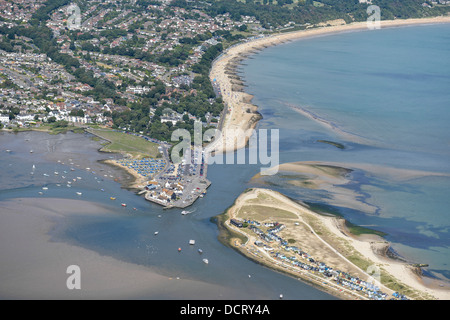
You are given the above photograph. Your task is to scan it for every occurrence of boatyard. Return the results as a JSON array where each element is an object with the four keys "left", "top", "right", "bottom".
[{"left": 87, "top": 128, "right": 211, "bottom": 209}]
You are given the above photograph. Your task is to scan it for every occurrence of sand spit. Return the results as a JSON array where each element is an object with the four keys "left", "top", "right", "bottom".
[
  {"left": 221, "top": 188, "right": 450, "bottom": 300},
  {"left": 209, "top": 16, "right": 450, "bottom": 154}
]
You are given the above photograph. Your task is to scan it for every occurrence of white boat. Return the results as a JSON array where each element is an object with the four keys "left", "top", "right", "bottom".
[
  {"left": 189, "top": 240, "right": 195, "bottom": 245},
  {"left": 32, "top": 165, "right": 35, "bottom": 169},
  {"left": 198, "top": 249, "right": 203, "bottom": 254},
  {"left": 76, "top": 192, "right": 82, "bottom": 195},
  {"left": 154, "top": 231, "right": 159, "bottom": 235},
  {"left": 29, "top": 150, "right": 33, "bottom": 153},
  {"left": 279, "top": 294, "right": 283, "bottom": 299},
  {"left": 43, "top": 173, "right": 49, "bottom": 177},
  {"left": 202, "top": 258, "right": 209, "bottom": 264},
  {"left": 42, "top": 187, "right": 48, "bottom": 190}
]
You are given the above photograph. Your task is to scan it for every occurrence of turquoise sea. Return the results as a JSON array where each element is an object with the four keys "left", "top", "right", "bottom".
[
  {"left": 0, "top": 23, "right": 449, "bottom": 299},
  {"left": 242, "top": 23, "right": 450, "bottom": 281}
]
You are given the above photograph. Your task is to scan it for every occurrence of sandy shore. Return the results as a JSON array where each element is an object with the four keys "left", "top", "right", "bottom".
[
  {"left": 209, "top": 16, "right": 450, "bottom": 154},
  {"left": 103, "top": 159, "right": 148, "bottom": 190},
  {"left": 222, "top": 188, "right": 450, "bottom": 300},
  {"left": 0, "top": 198, "right": 240, "bottom": 299}
]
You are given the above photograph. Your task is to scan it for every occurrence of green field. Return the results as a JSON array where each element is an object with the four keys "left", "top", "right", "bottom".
[{"left": 89, "top": 129, "right": 160, "bottom": 159}]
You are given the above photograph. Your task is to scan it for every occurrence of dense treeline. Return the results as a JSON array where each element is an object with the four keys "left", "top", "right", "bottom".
[{"left": 171, "top": 0, "right": 450, "bottom": 28}]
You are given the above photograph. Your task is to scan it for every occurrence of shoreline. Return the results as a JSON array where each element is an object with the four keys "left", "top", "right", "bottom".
[
  {"left": 0, "top": 197, "right": 241, "bottom": 299},
  {"left": 216, "top": 188, "right": 450, "bottom": 300},
  {"left": 209, "top": 16, "right": 450, "bottom": 154}
]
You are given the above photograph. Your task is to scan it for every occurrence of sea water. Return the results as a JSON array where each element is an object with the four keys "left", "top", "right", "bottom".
[
  {"left": 0, "top": 24, "right": 449, "bottom": 299},
  {"left": 241, "top": 23, "right": 450, "bottom": 280}
]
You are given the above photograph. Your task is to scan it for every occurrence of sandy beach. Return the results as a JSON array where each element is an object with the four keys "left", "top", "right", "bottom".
[
  {"left": 0, "top": 198, "right": 241, "bottom": 299},
  {"left": 209, "top": 16, "right": 450, "bottom": 154},
  {"left": 103, "top": 159, "right": 149, "bottom": 190},
  {"left": 222, "top": 188, "right": 450, "bottom": 300}
]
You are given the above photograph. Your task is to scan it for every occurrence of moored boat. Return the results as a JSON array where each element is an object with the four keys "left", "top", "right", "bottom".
[{"left": 202, "top": 258, "right": 209, "bottom": 264}]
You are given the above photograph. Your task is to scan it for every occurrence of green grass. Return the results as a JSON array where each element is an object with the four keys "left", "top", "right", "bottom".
[
  {"left": 345, "top": 220, "right": 387, "bottom": 237},
  {"left": 89, "top": 129, "right": 160, "bottom": 158}
]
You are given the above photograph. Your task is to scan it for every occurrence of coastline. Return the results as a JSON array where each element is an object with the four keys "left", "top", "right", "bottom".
[
  {"left": 216, "top": 188, "right": 450, "bottom": 300},
  {"left": 0, "top": 197, "right": 240, "bottom": 299},
  {"left": 209, "top": 16, "right": 450, "bottom": 154},
  {"left": 210, "top": 17, "right": 450, "bottom": 300}
]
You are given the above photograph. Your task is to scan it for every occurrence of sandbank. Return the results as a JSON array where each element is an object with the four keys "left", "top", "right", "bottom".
[{"left": 0, "top": 198, "right": 239, "bottom": 299}]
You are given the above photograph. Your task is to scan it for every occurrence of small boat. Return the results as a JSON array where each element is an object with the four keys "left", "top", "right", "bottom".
[
  {"left": 178, "top": 248, "right": 182, "bottom": 252},
  {"left": 70, "top": 168, "right": 75, "bottom": 171},
  {"left": 198, "top": 249, "right": 203, "bottom": 254},
  {"left": 6, "top": 150, "right": 11, "bottom": 152},
  {"left": 202, "top": 258, "right": 209, "bottom": 264},
  {"left": 29, "top": 150, "right": 33, "bottom": 153},
  {"left": 154, "top": 231, "right": 159, "bottom": 235},
  {"left": 133, "top": 207, "right": 137, "bottom": 210},
  {"left": 100, "top": 189, "right": 105, "bottom": 192},
  {"left": 54, "top": 172, "right": 59, "bottom": 175},
  {"left": 43, "top": 173, "right": 49, "bottom": 177},
  {"left": 76, "top": 192, "right": 82, "bottom": 196},
  {"left": 189, "top": 240, "right": 195, "bottom": 245},
  {"left": 42, "top": 187, "right": 48, "bottom": 190},
  {"left": 181, "top": 210, "right": 189, "bottom": 215},
  {"left": 279, "top": 294, "right": 283, "bottom": 299},
  {"left": 38, "top": 191, "right": 43, "bottom": 195},
  {"left": 121, "top": 203, "right": 127, "bottom": 207},
  {"left": 32, "top": 165, "right": 35, "bottom": 169}
]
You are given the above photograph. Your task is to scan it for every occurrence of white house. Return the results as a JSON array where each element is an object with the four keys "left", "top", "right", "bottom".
[{"left": 0, "top": 115, "right": 10, "bottom": 124}]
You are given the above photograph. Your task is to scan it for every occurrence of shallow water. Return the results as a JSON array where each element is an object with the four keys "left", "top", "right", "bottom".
[
  {"left": 1, "top": 24, "right": 449, "bottom": 299},
  {"left": 241, "top": 23, "right": 450, "bottom": 280}
]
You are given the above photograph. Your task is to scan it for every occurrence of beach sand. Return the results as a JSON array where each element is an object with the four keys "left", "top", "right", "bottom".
[
  {"left": 223, "top": 188, "right": 450, "bottom": 300},
  {"left": 0, "top": 198, "right": 240, "bottom": 299},
  {"left": 103, "top": 159, "right": 149, "bottom": 190},
  {"left": 209, "top": 16, "right": 450, "bottom": 154}
]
